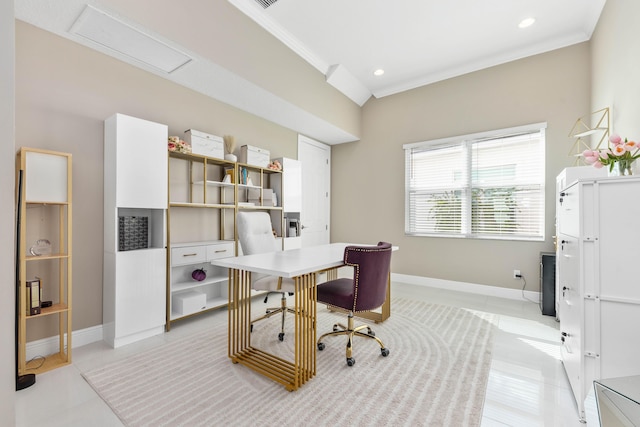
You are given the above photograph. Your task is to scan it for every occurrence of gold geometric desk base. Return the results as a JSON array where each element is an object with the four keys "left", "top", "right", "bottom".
[{"left": 228, "top": 269, "right": 317, "bottom": 391}]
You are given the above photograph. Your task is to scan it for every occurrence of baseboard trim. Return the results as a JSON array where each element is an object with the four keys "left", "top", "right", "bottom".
[
  {"left": 26, "top": 274, "right": 539, "bottom": 358},
  {"left": 391, "top": 273, "right": 540, "bottom": 302},
  {"left": 25, "top": 324, "right": 103, "bottom": 361}
]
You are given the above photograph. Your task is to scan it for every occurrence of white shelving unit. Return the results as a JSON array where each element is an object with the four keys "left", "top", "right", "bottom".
[
  {"left": 167, "top": 153, "right": 285, "bottom": 327},
  {"left": 167, "top": 152, "right": 237, "bottom": 328},
  {"left": 169, "top": 241, "right": 233, "bottom": 321},
  {"left": 103, "top": 113, "right": 168, "bottom": 348}
]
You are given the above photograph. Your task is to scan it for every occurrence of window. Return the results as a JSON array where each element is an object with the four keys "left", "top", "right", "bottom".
[{"left": 404, "top": 123, "right": 546, "bottom": 241}]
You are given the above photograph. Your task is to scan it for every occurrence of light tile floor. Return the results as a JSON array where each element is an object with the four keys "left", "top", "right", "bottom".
[{"left": 15, "top": 282, "right": 599, "bottom": 426}]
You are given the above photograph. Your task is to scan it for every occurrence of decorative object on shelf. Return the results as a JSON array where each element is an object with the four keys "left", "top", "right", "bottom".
[
  {"left": 240, "top": 145, "right": 270, "bottom": 168},
  {"left": 609, "top": 160, "right": 639, "bottom": 176},
  {"left": 29, "top": 239, "right": 51, "bottom": 256},
  {"left": 582, "top": 133, "right": 640, "bottom": 176},
  {"left": 118, "top": 216, "right": 149, "bottom": 251},
  {"left": 223, "top": 135, "right": 237, "bottom": 162},
  {"left": 191, "top": 268, "right": 207, "bottom": 281},
  {"left": 267, "top": 159, "right": 282, "bottom": 171},
  {"left": 25, "top": 278, "right": 41, "bottom": 315},
  {"left": 184, "top": 129, "right": 223, "bottom": 158},
  {"left": 241, "top": 167, "right": 248, "bottom": 185},
  {"left": 225, "top": 168, "right": 234, "bottom": 183},
  {"left": 168, "top": 136, "right": 191, "bottom": 154},
  {"left": 569, "top": 107, "right": 610, "bottom": 165}
]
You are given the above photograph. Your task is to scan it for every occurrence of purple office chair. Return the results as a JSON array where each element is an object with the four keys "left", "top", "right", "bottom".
[{"left": 316, "top": 242, "right": 393, "bottom": 366}]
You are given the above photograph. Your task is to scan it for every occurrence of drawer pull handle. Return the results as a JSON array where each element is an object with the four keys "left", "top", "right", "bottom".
[
  {"left": 215, "top": 250, "right": 227, "bottom": 253},
  {"left": 182, "top": 253, "right": 198, "bottom": 257}
]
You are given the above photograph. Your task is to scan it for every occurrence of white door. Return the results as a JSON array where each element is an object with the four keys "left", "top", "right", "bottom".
[{"left": 298, "top": 135, "right": 330, "bottom": 247}]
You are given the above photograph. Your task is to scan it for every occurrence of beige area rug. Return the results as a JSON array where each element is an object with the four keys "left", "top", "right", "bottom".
[{"left": 83, "top": 299, "right": 496, "bottom": 426}]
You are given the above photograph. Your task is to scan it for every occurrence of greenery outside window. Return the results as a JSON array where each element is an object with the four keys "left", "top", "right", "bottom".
[{"left": 403, "top": 123, "right": 546, "bottom": 241}]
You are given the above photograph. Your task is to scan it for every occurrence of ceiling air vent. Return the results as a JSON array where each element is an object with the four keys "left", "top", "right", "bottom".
[
  {"left": 254, "top": 0, "right": 279, "bottom": 9},
  {"left": 70, "top": 5, "right": 192, "bottom": 74}
]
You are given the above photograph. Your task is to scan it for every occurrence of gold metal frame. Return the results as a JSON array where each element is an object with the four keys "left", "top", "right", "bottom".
[
  {"left": 568, "top": 107, "right": 610, "bottom": 164},
  {"left": 228, "top": 269, "right": 317, "bottom": 391},
  {"left": 17, "top": 148, "right": 73, "bottom": 374}
]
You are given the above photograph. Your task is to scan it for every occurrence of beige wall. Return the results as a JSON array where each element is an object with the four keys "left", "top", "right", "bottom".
[
  {"left": 13, "top": 0, "right": 636, "bottom": 347},
  {"left": 1, "top": 0, "right": 16, "bottom": 419},
  {"left": 591, "top": 0, "right": 640, "bottom": 137},
  {"left": 81, "top": 0, "right": 362, "bottom": 140},
  {"left": 331, "top": 43, "right": 591, "bottom": 290},
  {"left": 15, "top": 21, "right": 303, "bottom": 337}
]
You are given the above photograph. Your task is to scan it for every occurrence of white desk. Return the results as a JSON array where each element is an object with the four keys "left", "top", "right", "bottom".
[{"left": 211, "top": 243, "right": 394, "bottom": 391}]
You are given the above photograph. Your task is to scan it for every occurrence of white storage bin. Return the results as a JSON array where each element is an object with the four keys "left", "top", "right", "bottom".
[
  {"left": 185, "top": 129, "right": 224, "bottom": 159},
  {"left": 240, "top": 145, "right": 270, "bottom": 168},
  {"left": 174, "top": 291, "right": 207, "bottom": 315}
]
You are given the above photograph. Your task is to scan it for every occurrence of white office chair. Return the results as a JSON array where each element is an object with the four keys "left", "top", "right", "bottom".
[{"left": 236, "top": 211, "right": 295, "bottom": 341}]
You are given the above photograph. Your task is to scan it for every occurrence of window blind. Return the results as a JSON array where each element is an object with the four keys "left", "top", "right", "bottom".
[{"left": 404, "top": 124, "right": 546, "bottom": 241}]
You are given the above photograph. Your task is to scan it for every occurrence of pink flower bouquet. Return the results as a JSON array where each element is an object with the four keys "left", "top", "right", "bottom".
[
  {"left": 168, "top": 136, "right": 191, "bottom": 154},
  {"left": 582, "top": 134, "right": 640, "bottom": 174}
]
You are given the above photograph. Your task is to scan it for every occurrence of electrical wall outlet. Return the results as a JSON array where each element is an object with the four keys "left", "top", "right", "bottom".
[{"left": 513, "top": 269, "right": 521, "bottom": 279}]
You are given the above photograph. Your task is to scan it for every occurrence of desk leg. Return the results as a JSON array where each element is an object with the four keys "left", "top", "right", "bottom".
[
  {"left": 228, "top": 268, "right": 252, "bottom": 360},
  {"left": 228, "top": 268, "right": 317, "bottom": 391},
  {"left": 294, "top": 273, "right": 317, "bottom": 389}
]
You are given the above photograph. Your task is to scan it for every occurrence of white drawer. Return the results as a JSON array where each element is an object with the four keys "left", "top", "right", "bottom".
[
  {"left": 171, "top": 245, "right": 206, "bottom": 266},
  {"left": 207, "top": 242, "right": 234, "bottom": 260}
]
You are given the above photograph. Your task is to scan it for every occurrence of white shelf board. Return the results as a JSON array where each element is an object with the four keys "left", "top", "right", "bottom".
[
  {"left": 193, "top": 180, "right": 235, "bottom": 188},
  {"left": 171, "top": 275, "right": 228, "bottom": 292}
]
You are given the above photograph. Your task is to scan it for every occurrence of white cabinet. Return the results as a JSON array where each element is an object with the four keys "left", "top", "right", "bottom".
[
  {"left": 556, "top": 172, "right": 640, "bottom": 421},
  {"left": 169, "top": 241, "right": 233, "bottom": 320},
  {"left": 271, "top": 157, "right": 302, "bottom": 249},
  {"left": 103, "top": 113, "right": 168, "bottom": 348}
]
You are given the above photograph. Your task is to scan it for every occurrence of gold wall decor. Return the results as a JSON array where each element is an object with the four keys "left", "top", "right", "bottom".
[{"left": 568, "top": 107, "right": 610, "bottom": 164}]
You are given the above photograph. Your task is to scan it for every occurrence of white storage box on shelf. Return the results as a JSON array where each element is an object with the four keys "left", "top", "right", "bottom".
[
  {"left": 185, "top": 129, "right": 224, "bottom": 159},
  {"left": 240, "top": 145, "right": 270, "bottom": 168},
  {"left": 247, "top": 188, "right": 276, "bottom": 206},
  {"left": 174, "top": 291, "right": 207, "bottom": 315}
]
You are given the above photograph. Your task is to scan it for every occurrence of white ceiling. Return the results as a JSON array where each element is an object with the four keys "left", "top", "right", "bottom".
[
  {"left": 15, "top": 0, "right": 607, "bottom": 143},
  {"left": 231, "top": 0, "right": 607, "bottom": 104}
]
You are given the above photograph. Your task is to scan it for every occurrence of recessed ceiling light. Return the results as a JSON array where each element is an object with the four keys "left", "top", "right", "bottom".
[
  {"left": 518, "top": 17, "right": 536, "bottom": 29},
  {"left": 373, "top": 69, "right": 385, "bottom": 77}
]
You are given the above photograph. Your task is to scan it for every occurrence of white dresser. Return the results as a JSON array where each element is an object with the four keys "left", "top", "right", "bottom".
[{"left": 556, "top": 171, "right": 640, "bottom": 421}]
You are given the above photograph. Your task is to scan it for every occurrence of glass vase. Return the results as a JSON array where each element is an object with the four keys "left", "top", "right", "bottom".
[{"left": 609, "top": 160, "right": 637, "bottom": 176}]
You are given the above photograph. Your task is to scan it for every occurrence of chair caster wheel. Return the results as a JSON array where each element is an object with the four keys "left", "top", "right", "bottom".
[
  {"left": 278, "top": 332, "right": 285, "bottom": 341},
  {"left": 332, "top": 325, "right": 339, "bottom": 332},
  {"left": 347, "top": 357, "right": 356, "bottom": 366},
  {"left": 381, "top": 348, "right": 390, "bottom": 357},
  {"left": 368, "top": 329, "right": 375, "bottom": 337},
  {"left": 317, "top": 342, "right": 325, "bottom": 351}
]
